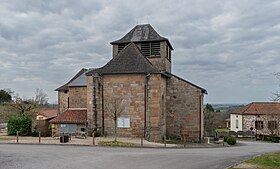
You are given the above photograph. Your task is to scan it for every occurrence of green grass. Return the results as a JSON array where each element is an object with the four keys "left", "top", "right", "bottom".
[
  {"left": 0, "top": 137, "right": 14, "bottom": 141},
  {"left": 98, "top": 141, "right": 137, "bottom": 147},
  {"left": 215, "top": 128, "right": 230, "bottom": 133},
  {"left": 245, "top": 152, "right": 280, "bottom": 168}
]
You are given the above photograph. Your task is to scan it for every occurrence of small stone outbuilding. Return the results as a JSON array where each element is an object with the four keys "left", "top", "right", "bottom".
[{"left": 54, "top": 24, "right": 207, "bottom": 142}]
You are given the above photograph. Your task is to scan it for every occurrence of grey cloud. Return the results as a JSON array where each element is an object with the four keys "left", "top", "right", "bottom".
[{"left": 0, "top": 0, "right": 280, "bottom": 104}]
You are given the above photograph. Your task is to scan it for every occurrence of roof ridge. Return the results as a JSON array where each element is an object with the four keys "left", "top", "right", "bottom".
[
  {"left": 242, "top": 103, "right": 253, "bottom": 115},
  {"left": 86, "top": 42, "right": 160, "bottom": 75},
  {"left": 55, "top": 68, "right": 88, "bottom": 91},
  {"left": 110, "top": 24, "right": 173, "bottom": 50}
]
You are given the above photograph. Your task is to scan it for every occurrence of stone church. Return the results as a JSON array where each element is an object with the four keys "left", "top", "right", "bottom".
[{"left": 50, "top": 24, "right": 207, "bottom": 142}]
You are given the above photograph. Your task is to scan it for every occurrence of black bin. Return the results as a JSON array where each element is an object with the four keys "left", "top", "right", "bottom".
[{"left": 60, "top": 135, "right": 69, "bottom": 143}]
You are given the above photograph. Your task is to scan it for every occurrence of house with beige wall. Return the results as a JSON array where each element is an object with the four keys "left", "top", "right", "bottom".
[{"left": 52, "top": 24, "right": 207, "bottom": 142}]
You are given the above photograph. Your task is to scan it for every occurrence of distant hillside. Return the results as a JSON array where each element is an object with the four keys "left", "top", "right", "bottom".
[{"left": 211, "top": 104, "right": 245, "bottom": 112}]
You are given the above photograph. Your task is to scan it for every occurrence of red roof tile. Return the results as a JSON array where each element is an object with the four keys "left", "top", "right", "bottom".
[
  {"left": 231, "top": 102, "right": 280, "bottom": 115},
  {"left": 49, "top": 109, "right": 87, "bottom": 124},
  {"left": 38, "top": 109, "right": 58, "bottom": 119}
]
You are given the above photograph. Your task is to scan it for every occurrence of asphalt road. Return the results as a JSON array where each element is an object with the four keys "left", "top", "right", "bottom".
[{"left": 0, "top": 141, "right": 280, "bottom": 169}]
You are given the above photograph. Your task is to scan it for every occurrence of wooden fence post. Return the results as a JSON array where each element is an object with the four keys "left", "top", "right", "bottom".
[
  {"left": 16, "top": 131, "right": 19, "bottom": 143},
  {"left": 39, "top": 132, "right": 41, "bottom": 143},
  {"left": 164, "top": 135, "right": 166, "bottom": 148},
  {"left": 183, "top": 136, "right": 186, "bottom": 148},
  {"left": 92, "top": 133, "right": 95, "bottom": 145}
]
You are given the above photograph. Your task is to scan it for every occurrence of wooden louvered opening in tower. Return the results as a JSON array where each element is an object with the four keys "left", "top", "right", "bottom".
[
  {"left": 141, "top": 42, "right": 150, "bottom": 57},
  {"left": 151, "top": 42, "right": 160, "bottom": 56},
  {"left": 141, "top": 42, "right": 160, "bottom": 57},
  {"left": 118, "top": 44, "right": 127, "bottom": 53}
]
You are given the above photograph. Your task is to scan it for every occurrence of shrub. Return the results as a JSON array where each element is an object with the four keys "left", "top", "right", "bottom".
[
  {"left": 226, "top": 136, "right": 236, "bottom": 145},
  {"left": 31, "top": 131, "right": 39, "bottom": 137},
  {"left": 271, "top": 136, "right": 279, "bottom": 143},
  {"left": 223, "top": 136, "right": 228, "bottom": 142},
  {"left": 7, "top": 116, "right": 32, "bottom": 136}
]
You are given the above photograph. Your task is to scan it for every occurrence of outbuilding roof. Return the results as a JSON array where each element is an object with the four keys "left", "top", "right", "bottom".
[
  {"left": 110, "top": 24, "right": 173, "bottom": 50},
  {"left": 86, "top": 43, "right": 160, "bottom": 75},
  {"left": 230, "top": 102, "right": 280, "bottom": 115},
  {"left": 49, "top": 109, "right": 87, "bottom": 124},
  {"left": 38, "top": 109, "right": 58, "bottom": 119}
]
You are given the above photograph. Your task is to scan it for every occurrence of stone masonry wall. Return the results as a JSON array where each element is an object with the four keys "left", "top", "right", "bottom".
[
  {"left": 68, "top": 87, "right": 87, "bottom": 109},
  {"left": 166, "top": 76, "right": 203, "bottom": 142},
  {"left": 243, "top": 114, "right": 280, "bottom": 136},
  {"left": 102, "top": 74, "right": 146, "bottom": 137},
  {"left": 147, "top": 41, "right": 171, "bottom": 73},
  {"left": 58, "top": 91, "right": 69, "bottom": 114},
  {"left": 145, "top": 74, "right": 164, "bottom": 141}
]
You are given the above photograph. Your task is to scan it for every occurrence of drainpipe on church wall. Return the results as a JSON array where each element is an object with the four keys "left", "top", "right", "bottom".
[
  {"left": 199, "top": 92, "right": 203, "bottom": 142},
  {"left": 144, "top": 73, "right": 150, "bottom": 139},
  {"left": 92, "top": 74, "right": 99, "bottom": 134}
]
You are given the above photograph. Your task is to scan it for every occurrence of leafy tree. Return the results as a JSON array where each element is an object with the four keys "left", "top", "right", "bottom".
[
  {"left": 0, "top": 89, "right": 12, "bottom": 104},
  {"left": 204, "top": 103, "right": 215, "bottom": 135},
  {"left": 205, "top": 103, "right": 215, "bottom": 112},
  {"left": 106, "top": 97, "right": 125, "bottom": 141}
]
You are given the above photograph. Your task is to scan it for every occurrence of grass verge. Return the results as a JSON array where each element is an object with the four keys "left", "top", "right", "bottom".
[
  {"left": 230, "top": 152, "right": 280, "bottom": 169},
  {"left": 0, "top": 137, "right": 14, "bottom": 141},
  {"left": 98, "top": 141, "right": 137, "bottom": 147},
  {"left": 245, "top": 152, "right": 280, "bottom": 168}
]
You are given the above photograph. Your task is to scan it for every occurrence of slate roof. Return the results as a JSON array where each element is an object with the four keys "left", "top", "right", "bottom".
[
  {"left": 55, "top": 68, "right": 88, "bottom": 91},
  {"left": 230, "top": 102, "right": 280, "bottom": 115},
  {"left": 86, "top": 43, "right": 160, "bottom": 76},
  {"left": 49, "top": 109, "right": 87, "bottom": 124},
  {"left": 38, "top": 109, "right": 58, "bottom": 119},
  {"left": 110, "top": 24, "right": 173, "bottom": 50},
  {"left": 164, "top": 72, "right": 207, "bottom": 94}
]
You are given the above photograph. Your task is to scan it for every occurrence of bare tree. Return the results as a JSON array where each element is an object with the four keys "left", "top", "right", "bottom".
[
  {"left": 271, "top": 73, "right": 280, "bottom": 101},
  {"left": 33, "top": 88, "right": 49, "bottom": 106},
  {"left": 106, "top": 97, "right": 125, "bottom": 141},
  {"left": 9, "top": 97, "right": 37, "bottom": 117}
]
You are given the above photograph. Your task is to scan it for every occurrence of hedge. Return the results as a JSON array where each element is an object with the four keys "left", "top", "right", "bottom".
[{"left": 7, "top": 116, "right": 32, "bottom": 136}]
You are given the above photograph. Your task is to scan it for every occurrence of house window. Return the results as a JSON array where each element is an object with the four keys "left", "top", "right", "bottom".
[
  {"left": 117, "top": 117, "right": 130, "bottom": 128},
  {"left": 255, "top": 121, "right": 264, "bottom": 129},
  {"left": 141, "top": 42, "right": 160, "bottom": 57},
  {"left": 236, "top": 119, "right": 239, "bottom": 128},
  {"left": 268, "top": 121, "right": 277, "bottom": 129}
]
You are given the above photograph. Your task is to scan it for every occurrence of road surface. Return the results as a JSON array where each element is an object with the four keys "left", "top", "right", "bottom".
[{"left": 0, "top": 141, "right": 279, "bottom": 169}]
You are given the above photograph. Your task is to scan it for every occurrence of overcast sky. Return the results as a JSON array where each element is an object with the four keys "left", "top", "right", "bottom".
[{"left": 1, "top": 0, "right": 280, "bottom": 104}]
